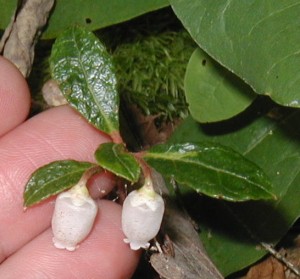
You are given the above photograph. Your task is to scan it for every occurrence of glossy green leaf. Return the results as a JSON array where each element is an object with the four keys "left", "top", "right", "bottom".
[
  {"left": 24, "top": 160, "right": 95, "bottom": 207},
  {"left": 50, "top": 27, "right": 119, "bottom": 134},
  {"left": 171, "top": 0, "right": 300, "bottom": 107},
  {"left": 143, "top": 142, "right": 274, "bottom": 201},
  {"left": 95, "top": 142, "right": 140, "bottom": 182},
  {"left": 0, "top": 0, "right": 169, "bottom": 39},
  {"left": 185, "top": 48, "right": 256, "bottom": 123},
  {"left": 169, "top": 108, "right": 300, "bottom": 275}
]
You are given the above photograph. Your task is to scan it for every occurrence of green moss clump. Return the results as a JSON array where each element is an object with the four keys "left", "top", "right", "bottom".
[{"left": 113, "top": 30, "right": 195, "bottom": 121}]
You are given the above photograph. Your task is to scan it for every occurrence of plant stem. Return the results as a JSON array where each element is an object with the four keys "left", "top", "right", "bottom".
[
  {"left": 261, "top": 242, "right": 300, "bottom": 277},
  {"left": 110, "top": 130, "right": 124, "bottom": 144},
  {"left": 134, "top": 155, "right": 156, "bottom": 194},
  {"left": 74, "top": 166, "right": 103, "bottom": 191}
]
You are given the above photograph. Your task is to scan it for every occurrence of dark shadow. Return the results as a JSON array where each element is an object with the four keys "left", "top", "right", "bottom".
[
  {"left": 98, "top": 7, "right": 184, "bottom": 51},
  {"left": 199, "top": 95, "right": 299, "bottom": 139},
  {"left": 201, "top": 96, "right": 275, "bottom": 136},
  {"left": 179, "top": 191, "right": 289, "bottom": 245}
]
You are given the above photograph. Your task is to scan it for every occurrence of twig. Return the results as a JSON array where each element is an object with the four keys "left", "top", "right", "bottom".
[
  {"left": 261, "top": 242, "right": 300, "bottom": 277},
  {"left": 0, "top": 0, "right": 55, "bottom": 77},
  {"left": 222, "top": 202, "right": 300, "bottom": 277}
]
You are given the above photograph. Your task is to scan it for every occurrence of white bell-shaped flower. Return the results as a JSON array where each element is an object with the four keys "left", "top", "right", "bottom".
[
  {"left": 122, "top": 179, "right": 165, "bottom": 250},
  {"left": 51, "top": 184, "right": 98, "bottom": 251}
]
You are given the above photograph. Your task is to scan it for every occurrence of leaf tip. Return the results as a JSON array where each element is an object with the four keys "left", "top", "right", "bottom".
[{"left": 23, "top": 197, "right": 33, "bottom": 208}]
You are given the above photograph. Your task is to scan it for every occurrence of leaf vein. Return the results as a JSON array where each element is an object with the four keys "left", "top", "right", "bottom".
[
  {"left": 112, "top": 145, "right": 135, "bottom": 179},
  {"left": 71, "top": 29, "right": 114, "bottom": 133},
  {"left": 147, "top": 153, "right": 266, "bottom": 190}
]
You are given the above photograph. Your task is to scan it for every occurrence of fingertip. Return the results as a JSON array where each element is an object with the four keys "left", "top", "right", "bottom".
[
  {"left": 88, "top": 171, "right": 116, "bottom": 199},
  {"left": 0, "top": 106, "right": 113, "bottom": 257},
  {"left": 95, "top": 201, "right": 142, "bottom": 277},
  {"left": 88, "top": 200, "right": 141, "bottom": 277},
  {"left": 0, "top": 201, "right": 141, "bottom": 279},
  {"left": 0, "top": 56, "right": 31, "bottom": 135}
]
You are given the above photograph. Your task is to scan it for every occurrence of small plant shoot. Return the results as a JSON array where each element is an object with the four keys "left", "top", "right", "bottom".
[{"left": 23, "top": 26, "right": 274, "bottom": 268}]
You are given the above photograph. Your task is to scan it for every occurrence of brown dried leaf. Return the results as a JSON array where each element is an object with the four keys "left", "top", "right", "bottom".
[
  {"left": 128, "top": 105, "right": 180, "bottom": 148},
  {"left": 150, "top": 170, "right": 223, "bottom": 279},
  {"left": 1, "top": 0, "right": 54, "bottom": 77},
  {"left": 245, "top": 257, "right": 285, "bottom": 279},
  {"left": 282, "top": 235, "right": 300, "bottom": 278}
]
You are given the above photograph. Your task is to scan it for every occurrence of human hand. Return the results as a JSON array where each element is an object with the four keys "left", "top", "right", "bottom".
[{"left": 0, "top": 57, "right": 140, "bottom": 278}]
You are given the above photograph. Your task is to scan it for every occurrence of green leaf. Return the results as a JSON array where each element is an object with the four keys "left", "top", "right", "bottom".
[
  {"left": 0, "top": 0, "right": 16, "bottom": 30},
  {"left": 143, "top": 142, "right": 274, "bottom": 201},
  {"left": 171, "top": 1, "right": 300, "bottom": 107},
  {"left": 185, "top": 48, "right": 256, "bottom": 123},
  {"left": 95, "top": 142, "right": 140, "bottom": 182},
  {"left": 44, "top": 0, "right": 168, "bottom": 39},
  {"left": 0, "top": 0, "right": 169, "bottom": 39},
  {"left": 169, "top": 109, "right": 300, "bottom": 275},
  {"left": 24, "top": 160, "right": 95, "bottom": 207},
  {"left": 50, "top": 27, "right": 119, "bottom": 134}
]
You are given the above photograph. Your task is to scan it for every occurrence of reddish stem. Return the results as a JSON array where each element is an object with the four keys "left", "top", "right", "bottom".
[
  {"left": 135, "top": 154, "right": 151, "bottom": 181},
  {"left": 110, "top": 130, "right": 124, "bottom": 144}
]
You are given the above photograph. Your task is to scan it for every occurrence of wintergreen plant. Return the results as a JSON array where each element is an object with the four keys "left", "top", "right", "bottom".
[
  {"left": 23, "top": 27, "right": 274, "bottom": 252},
  {"left": 6, "top": 0, "right": 298, "bottom": 276}
]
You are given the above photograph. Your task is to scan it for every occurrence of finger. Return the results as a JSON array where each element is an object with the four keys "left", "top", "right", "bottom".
[
  {"left": 0, "top": 106, "right": 114, "bottom": 262},
  {"left": 0, "top": 57, "right": 30, "bottom": 136},
  {"left": 0, "top": 201, "right": 140, "bottom": 279},
  {"left": 88, "top": 171, "right": 116, "bottom": 199}
]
